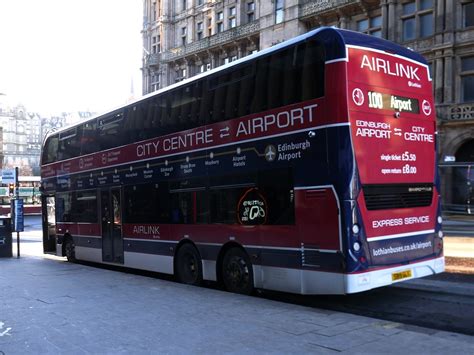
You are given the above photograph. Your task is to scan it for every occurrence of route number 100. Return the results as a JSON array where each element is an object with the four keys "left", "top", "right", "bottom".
[{"left": 368, "top": 91, "right": 383, "bottom": 109}]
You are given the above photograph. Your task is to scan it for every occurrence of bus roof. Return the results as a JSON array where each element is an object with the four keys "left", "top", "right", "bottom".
[
  {"left": 44, "top": 27, "right": 427, "bottom": 140},
  {"left": 335, "top": 28, "right": 427, "bottom": 65}
]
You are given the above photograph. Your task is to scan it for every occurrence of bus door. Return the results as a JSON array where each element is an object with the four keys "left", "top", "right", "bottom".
[
  {"left": 100, "top": 188, "right": 124, "bottom": 263},
  {"left": 42, "top": 195, "right": 57, "bottom": 254}
]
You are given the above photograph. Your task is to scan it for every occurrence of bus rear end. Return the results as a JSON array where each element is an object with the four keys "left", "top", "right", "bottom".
[{"left": 344, "top": 38, "right": 444, "bottom": 293}]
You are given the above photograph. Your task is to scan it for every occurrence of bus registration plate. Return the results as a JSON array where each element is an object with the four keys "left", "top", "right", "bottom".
[{"left": 392, "top": 269, "right": 412, "bottom": 281}]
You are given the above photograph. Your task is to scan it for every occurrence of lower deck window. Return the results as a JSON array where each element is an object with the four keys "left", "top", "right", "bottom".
[
  {"left": 57, "top": 169, "right": 295, "bottom": 226},
  {"left": 56, "top": 190, "right": 98, "bottom": 223},
  {"left": 122, "top": 168, "right": 295, "bottom": 225}
]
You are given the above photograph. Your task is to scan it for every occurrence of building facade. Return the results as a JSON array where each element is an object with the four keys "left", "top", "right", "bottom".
[
  {"left": 0, "top": 96, "right": 92, "bottom": 176},
  {"left": 142, "top": 0, "right": 474, "bottom": 210},
  {"left": 0, "top": 104, "right": 37, "bottom": 175}
]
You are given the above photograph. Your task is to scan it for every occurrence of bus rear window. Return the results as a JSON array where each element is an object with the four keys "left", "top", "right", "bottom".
[{"left": 42, "top": 135, "right": 59, "bottom": 164}]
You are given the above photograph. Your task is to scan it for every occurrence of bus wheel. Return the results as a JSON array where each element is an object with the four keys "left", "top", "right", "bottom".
[
  {"left": 175, "top": 244, "right": 203, "bottom": 286},
  {"left": 64, "top": 238, "right": 76, "bottom": 262},
  {"left": 222, "top": 248, "right": 254, "bottom": 295}
]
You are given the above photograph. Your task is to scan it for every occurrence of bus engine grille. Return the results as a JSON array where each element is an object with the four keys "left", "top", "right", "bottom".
[{"left": 363, "top": 184, "right": 433, "bottom": 210}]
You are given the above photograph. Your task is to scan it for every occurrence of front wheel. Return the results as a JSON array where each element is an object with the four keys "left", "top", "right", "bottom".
[
  {"left": 222, "top": 248, "right": 254, "bottom": 295},
  {"left": 175, "top": 244, "right": 203, "bottom": 286},
  {"left": 64, "top": 238, "right": 76, "bottom": 262}
]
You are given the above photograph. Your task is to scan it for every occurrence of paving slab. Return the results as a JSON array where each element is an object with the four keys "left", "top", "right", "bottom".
[{"left": 1, "top": 255, "right": 474, "bottom": 354}]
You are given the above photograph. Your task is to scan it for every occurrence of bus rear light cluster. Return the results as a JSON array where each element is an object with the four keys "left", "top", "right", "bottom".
[
  {"left": 353, "top": 242, "right": 361, "bottom": 252},
  {"left": 359, "top": 256, "right": 367, "bottom": 263},
  {"left": 352, "top": 224, "right": 360, "bottom": 234}
]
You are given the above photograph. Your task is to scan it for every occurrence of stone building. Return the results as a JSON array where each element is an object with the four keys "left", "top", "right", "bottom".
[
  {"left": 0, "top": 103, "right": 34, "bottom": 175},
  {"left": 142, "top": 0, "right": 474, "bottom": 211},
  {"left": 0, "top": 96, "right": 89, "bottom": 176}
]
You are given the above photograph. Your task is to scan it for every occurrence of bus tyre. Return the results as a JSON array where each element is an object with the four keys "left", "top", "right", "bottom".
[
  {"left": 64, "top": 238, "right": 76, "bottom": 262},
  {"left": 222, "top": 248, "right": 254, "bottom": 295},
  {"left": 175, "top": 244, "right": 203, "bottom": 286}
]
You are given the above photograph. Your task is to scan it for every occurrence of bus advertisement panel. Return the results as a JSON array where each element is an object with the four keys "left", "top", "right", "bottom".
[
  {"left": 40, "top": 28, "right": 443, "bottom": 295},
  {"left": 345, "top": 42, "right": 443, "bottom": 291}
]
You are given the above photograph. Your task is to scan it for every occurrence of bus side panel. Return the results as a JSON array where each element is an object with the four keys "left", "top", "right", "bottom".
[
  {"left": 77, "top": 223, "right": 101, "bottom": 238},
  {"left": 56, "top": 222, "right": 102, "bottom": 261},
  {"left": 324, "top": 60, "right": 349, "bottom": 124},
  {"left": 296, "top": 188, "right": 341, "bottom": 253}
]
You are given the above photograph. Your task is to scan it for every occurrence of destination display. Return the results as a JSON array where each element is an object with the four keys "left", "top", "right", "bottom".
[{"left": 367, "top": 91, "right": 419, "bottom": 114}]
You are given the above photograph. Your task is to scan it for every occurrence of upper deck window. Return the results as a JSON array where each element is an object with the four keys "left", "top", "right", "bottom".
[
  {"left": 42, "top": 38, "right": 326, "bottom": 164},
  {"left": 58, "top": 128, "right": 80, "bottom": 161},
  {"left": 98, "top": 112, "right": 127, "bottom": 150},
  {"left": 42, "top": 134, "right": 59, "bottom": 164},
  {"left": 80, "top": 120, "right": 98, "bottom": 155},
  {"left": 207, "top": 39, "right": 325, "bottom": 124}
]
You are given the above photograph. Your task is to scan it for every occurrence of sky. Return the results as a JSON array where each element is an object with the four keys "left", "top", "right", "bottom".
[{"left": 0, "top": 0, "right": 143, "bottom": 115}]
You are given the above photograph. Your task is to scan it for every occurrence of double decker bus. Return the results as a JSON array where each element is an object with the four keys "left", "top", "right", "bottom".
[
  {"left": 41, "top": 27, "right": 444, "bottom": 295},
  {"left": 0, "top": 176, "right": 41, "bottom": 215}
]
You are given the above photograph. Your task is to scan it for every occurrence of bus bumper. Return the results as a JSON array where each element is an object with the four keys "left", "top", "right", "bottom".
[{"left": 344, "top": 256, "right": 445, "bottom": 294}]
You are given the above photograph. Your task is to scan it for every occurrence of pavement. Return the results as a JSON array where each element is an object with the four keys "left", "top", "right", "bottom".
[
  {"left": 443, "top": 237, "right": 474, "bottom": 258},
  {"left": 0, "top": 216, "right": 473, "bottom": 354},
  {"left": 442, "top": 217, "right": 474, "bottom": 258},
  {"left": 1, "top": 254, "right": 474, "bottom": 354}
]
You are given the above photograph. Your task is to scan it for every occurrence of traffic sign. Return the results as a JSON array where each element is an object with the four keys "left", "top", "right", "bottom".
[
  {"left": 1, "top": 169, "right": 16, "bottom": 184},
  {"left": 12, "top": 198, "right": 24, "bottom": 232}
]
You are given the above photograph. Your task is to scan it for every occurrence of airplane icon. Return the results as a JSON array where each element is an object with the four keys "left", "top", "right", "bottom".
[{"left": 265, "top": 145, "right": 276, "bottom": 162}]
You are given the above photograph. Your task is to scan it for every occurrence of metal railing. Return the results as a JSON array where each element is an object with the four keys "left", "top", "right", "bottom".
[{"left": 448, "top": 104, "right": 474, "bottom": 121}]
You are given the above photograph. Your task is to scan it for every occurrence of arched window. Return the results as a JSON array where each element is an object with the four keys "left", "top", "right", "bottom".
[{"left": 455, "top": 139, "right": 474, "bottom": 162}]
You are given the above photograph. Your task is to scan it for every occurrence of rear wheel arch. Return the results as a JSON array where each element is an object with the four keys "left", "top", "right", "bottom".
[
  {"left": 218, "top": 242, "right": 254, "bottom": 295},
  {"left": 174, "top": 240, "right": 203, "bottom": 286},
  {"left": 216, "top": 242, "right": 243, "bottom": 284}
]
